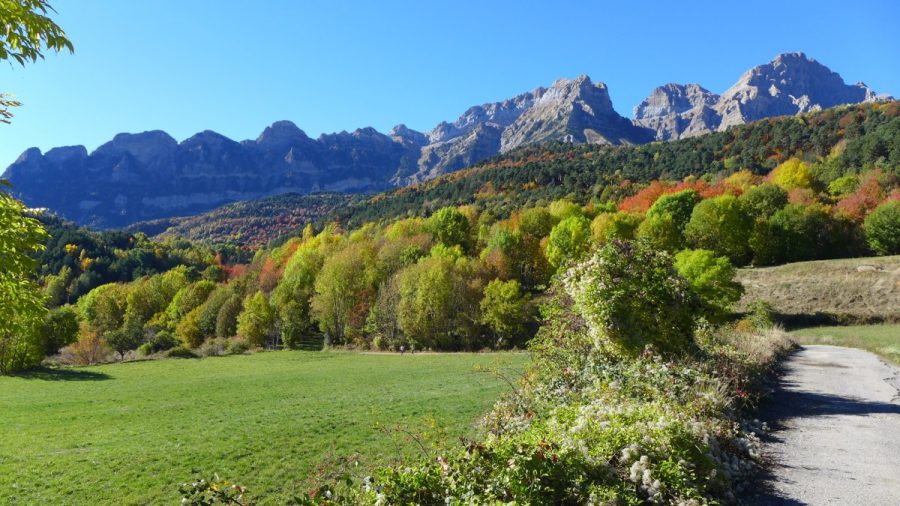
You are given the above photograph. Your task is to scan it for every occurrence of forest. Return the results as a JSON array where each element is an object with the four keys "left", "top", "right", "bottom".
[{"left": 2, "top": 100, "right": 896, "bottom": 374}]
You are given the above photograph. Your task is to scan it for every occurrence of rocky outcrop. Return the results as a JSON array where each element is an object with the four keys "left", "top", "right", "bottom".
[
  {"left": 634, "top": 53, "right": 893, "bottom": 140},
  {"left": 633, "top": 84, "right": 720, "bottom": 140},
  {"left": 714, "top": 52, "right": 890, "bottom": 130},
  {"left": 403, "top": 76, "right": 649, "bottom": 183},
  {"left": 501, "top": 75, "right": 651, "bottom": 151}
]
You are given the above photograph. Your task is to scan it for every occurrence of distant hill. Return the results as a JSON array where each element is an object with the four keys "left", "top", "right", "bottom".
[
  {"left": 127, "top": 193, "right": 351, "bottom": 247},
  {"left": 3, "top": 53, "right": 891, "bottom": 229}
]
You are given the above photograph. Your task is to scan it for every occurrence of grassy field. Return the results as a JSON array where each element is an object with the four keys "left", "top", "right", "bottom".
[
  {"left": 737, "top": 255, "right": 900, "bottom": 324},
  {"left": 790, "top": 324, "right": 900, "bottom": 365},
  {"left": 0, "top": 351, "right": 528, "bottom": 505}
]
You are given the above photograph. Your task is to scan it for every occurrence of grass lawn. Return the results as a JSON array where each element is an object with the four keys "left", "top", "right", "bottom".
[
  {"left": 0, "top": 351, "right": 528, "bottom": 505},
  {"left": 790, "top": 324, "right": 900, "bottom": 365}
]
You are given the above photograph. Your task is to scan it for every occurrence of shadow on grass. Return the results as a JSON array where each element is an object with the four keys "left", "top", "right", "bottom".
[{"left": 11, "top": 366, "right": 111, "bottom": 381}]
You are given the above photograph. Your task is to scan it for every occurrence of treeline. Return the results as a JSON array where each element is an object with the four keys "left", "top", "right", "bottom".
[
  {"left": 35, "top": 157, "right": 898, "bottom": 367},
  {"left": 35, "top": 214, "right": 246, "bottom": 303},
  {"left": 333, "top": 101, "right": 899, "bottom": 228}
]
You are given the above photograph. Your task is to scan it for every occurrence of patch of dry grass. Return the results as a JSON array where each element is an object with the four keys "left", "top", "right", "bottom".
[{"left": 736, "top": 256, "right": 900, "bottom": 324}]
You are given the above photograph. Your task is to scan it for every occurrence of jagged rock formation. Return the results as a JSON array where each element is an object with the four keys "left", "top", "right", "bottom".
[
  {"left": 3, "top": 52, "right": 891, "bottom": 228},
  {"left": 633, "top": 84, "right": 721, "bottom": 140},
  {"left": 500, "top": 76, "right": 651, "bottom": 151},
  {"left": 634, "top": 52, "right": 892, "bottom": 140}
]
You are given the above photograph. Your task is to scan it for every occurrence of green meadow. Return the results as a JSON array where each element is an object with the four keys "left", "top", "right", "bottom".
[
  {"left": 0, "top": 351, "right": 528, "bottom": 505},
  {"left": 790, "top": 324, "right": 900, "bottom": 364}
]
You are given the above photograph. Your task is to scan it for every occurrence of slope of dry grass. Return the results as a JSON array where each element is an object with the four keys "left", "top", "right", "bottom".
[{"left": 736, "top": 256, "right": 900, "bottom": 325}]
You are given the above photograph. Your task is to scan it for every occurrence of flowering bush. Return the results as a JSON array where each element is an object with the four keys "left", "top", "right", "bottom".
[{"left": 563, "top": 241, "right": 698, "bottom": 357}]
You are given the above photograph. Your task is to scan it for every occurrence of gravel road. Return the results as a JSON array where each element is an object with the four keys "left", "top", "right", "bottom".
[{"left": 750, "top": 345, "right": 900, "bottom": 505}]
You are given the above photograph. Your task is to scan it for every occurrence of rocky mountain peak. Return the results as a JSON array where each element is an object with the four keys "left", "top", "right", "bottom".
[
  {"left": 93, "top": 130, "right": 178, "bottom": 165},
  {"left": 634, "top": 53, "right": 893, "bottom": 140},
  {"left": 389, "top": 124, "right": 428, "bottom": 146},
  {"left": 500, "top": 75, "right": 647, "bottom": 151},
  {"left": 715, "top": 52, "right": 890, "bottom": 129},
  {"left": 427, "top": 88, "right": 544, "bottom": 144},
  {"left": 255, "top": 120, "right": 307, "bottom": 149},
  {"left": 633, "top": 83, "right": 721, "bottom": 141}
]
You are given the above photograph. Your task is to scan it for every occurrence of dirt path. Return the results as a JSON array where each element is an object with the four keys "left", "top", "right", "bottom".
[{"left": 750, "top": 345, "right": 900, "bottom": 505}]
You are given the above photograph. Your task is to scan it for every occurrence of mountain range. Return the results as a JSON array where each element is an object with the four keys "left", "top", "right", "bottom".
[{"left": 2, "top": 52, "right": 892, "bottom": 228}]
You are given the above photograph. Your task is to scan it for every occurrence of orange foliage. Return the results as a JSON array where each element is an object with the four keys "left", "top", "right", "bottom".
[
  {"left": 223, "top": 263, "right": 248, "bottom": 281},
  {"left": 619, "top": 181, "right": 674, "bottom": 212},
  {"left": 788, "top": 188, "right": 817, "bottom": 205},
  {"left": 835, "top": 170, "right": 889, "bottom": 221}
]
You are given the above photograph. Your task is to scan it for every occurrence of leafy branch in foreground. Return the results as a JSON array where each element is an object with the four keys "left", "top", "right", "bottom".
[{"left": 0, "top": 0, "right": 73, "bottom": 66}]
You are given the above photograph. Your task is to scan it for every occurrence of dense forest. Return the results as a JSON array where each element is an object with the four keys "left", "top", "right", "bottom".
[
  {"left": 128, "top": 192, "right": 351, "bottom": 247},
  {"left": 0, "top": 101, "right": 891, "bottom": 374}
]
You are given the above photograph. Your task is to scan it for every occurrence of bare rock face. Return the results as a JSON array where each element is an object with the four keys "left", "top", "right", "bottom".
[
  {"left": 413, "top": 123, "right": 503, "bottom": 183},
  {"left": 634, "top": 53, "right": 893, "bottom": 140},
  {"left": 500, "top": 75, "right": 651, "bottom": 151},
  {"left": 2, "top": 123, "right": 415, "bottom": 228},
  {"left": 633, "top": 84, "right": 720, "bottom": 140},
  {"left": 714, "top": 52, "right": 891, "bottom": 130}
]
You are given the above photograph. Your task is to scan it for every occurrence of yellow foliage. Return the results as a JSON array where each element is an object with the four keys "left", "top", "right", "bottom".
[
  {"left": 769, "top": 158, "right": 813, "bottom": 190},
  {"left": 724, "top": 170, "right": 760, "bottom": 190},
  {"left": 64, "top": 243, "right": 79, "bottom": 255}
]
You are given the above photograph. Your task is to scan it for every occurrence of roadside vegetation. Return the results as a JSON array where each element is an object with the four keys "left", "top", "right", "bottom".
[{"left": 272, "top": 241, "right": 795, "bottom": 505}]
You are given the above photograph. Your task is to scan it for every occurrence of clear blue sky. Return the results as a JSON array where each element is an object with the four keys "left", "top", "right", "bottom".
[{"left": 2, "top": 0, "right": 898, "bottom": 167}]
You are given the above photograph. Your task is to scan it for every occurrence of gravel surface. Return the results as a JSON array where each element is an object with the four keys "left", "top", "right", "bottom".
[{"left": 750, "top": 345, "right": 900, "bottom": 505}]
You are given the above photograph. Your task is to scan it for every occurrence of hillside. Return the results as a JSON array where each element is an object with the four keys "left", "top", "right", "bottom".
[
  {"left": 737, "top": 255, "right": 900, "bottom": 325},
  {"left": 332, "top": 101, "right": 900, "bottom": 228},
  {"left": 3, "top": 53, "right": 891, "bottom": 229},
  {"left": 127, "top": 192, "right": 351, "bottom": 247}
]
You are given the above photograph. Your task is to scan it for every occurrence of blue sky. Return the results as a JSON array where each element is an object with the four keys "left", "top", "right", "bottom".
[{"left": 1, "top": 0, "right": 898, "bottom": 167}]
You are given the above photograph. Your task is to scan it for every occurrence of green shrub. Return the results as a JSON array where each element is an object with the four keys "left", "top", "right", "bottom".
[
  {"left": 141, "top": 330, "right": 178, "bottom": 355},
  {"left": 167, "top": 346, "right": 198, "bottom": 359},
  {"left": 674, "top": 249, "right": 743, "bottom": 321},
  {"left": 863, "top": 200, "right": 900, "bottom": 255},
  {"left": 563, "top": 240, "right": 698, "bottom": 357},
  {"left": 226, "top": 337, "right": 250, "bottom": 355}
]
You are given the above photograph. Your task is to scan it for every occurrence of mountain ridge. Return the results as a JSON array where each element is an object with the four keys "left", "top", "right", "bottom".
[{"left": 3, "top": 52, "right": 892, "bottom": 228}]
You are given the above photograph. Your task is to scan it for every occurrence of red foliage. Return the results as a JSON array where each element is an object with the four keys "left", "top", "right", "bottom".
[
  {"left": 223, "top": 263, "right": 248, "bottom": 281},
  {"left": 619, "top": 181, "right": 674, "bottom": 212},
  {"left": 835, "top": 170, "right": 889, "bottom": 221},
  {"left": 257, "top": 257, "right": 283, "bottom": 293}
]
